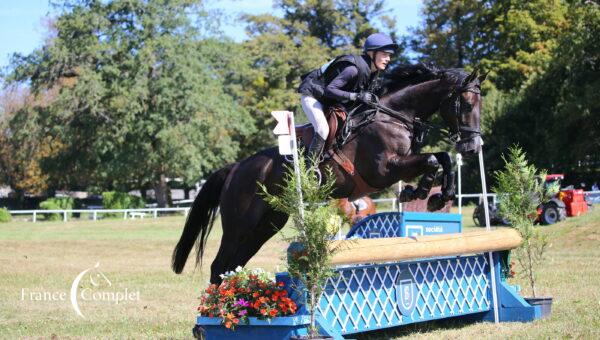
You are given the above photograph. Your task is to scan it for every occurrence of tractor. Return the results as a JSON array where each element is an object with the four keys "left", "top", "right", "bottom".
[{"left": 473, "top": 174, "right": 587, "bottom": 226}]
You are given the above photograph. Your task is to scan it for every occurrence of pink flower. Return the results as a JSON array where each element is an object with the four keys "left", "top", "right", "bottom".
[{"left": 236, "top": 298, "right": 250, "bottom": 307}]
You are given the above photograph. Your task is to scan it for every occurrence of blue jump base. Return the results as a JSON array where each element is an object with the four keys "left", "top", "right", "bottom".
[{"left": 195, "top": 212, "right": 543, "bottom": 339}]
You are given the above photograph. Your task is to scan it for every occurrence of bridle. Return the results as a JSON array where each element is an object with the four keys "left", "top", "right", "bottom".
[
  {"left": 442, "top": 84, "right": 481, "bottom": 144},
  {"left": 357, "top": 82, "right": 482, "bottom": 145}
]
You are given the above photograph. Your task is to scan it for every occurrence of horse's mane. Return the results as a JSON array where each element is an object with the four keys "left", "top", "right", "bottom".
[{"left": 381, "top": 63, "right": 470, "bottom": 94}]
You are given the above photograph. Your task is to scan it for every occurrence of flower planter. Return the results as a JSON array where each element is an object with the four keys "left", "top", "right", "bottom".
[
  {"left": 194, "top": 315, "right": 310, "bottom": 340},
  {"left": 524, "top": 296, "right": 553, "bottom": 319}
]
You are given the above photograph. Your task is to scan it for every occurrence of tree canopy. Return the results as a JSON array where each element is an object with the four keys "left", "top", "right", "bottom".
[{"left": 1, "top": 0, "right": 598, "bottom": 205}]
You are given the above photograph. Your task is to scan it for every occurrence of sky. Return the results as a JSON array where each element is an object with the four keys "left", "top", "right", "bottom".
[{"left": 0, "top": 0, "right": 423, "bottom": 69}]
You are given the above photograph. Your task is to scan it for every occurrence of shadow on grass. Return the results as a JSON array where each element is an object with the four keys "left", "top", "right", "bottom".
[{"left": 354, "top": 317, "right": 478, "bottom": 339}]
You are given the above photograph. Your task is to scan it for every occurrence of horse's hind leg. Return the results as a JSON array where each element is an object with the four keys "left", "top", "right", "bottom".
[
  {"left": 210, "top": 198, "right": 288, "bottom": 284},
  {"left": 224, "top": 208, "right": 288, "bottom": 274}
]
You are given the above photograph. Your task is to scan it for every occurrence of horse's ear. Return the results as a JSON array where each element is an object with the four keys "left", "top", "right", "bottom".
[
  {"left": 463, "top": 67, "right": 479, "bottom": 85},
  {"left": 478, "top": 71, "right": 489, "bottom": 84}
]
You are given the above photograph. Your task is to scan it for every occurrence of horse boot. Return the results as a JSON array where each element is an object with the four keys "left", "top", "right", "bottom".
[{"left": 306, "top": 134, "right": 326, "bottom": 167}]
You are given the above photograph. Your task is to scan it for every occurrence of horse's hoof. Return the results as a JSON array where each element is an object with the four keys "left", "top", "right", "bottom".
[
  {"left": 427, "top": 193, "right": 445, "bottom": 211},
  {"left": 399, "top": 185, "right": 416, "bottom": 202}
]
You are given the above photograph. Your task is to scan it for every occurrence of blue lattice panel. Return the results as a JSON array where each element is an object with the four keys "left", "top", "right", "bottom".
[
  {"left": 316, "top": 254, "right": 491, "bottom": 335},
  {"left": 346, "top": 212, "right": 462, "bottom": 239},
  {"left": 346, "top": 212, "right": 403, "bottom": 238}
]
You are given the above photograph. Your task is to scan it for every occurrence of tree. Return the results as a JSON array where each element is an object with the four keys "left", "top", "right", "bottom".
[
  {"left": 412, "top": 0, "right": 567, "bottom": 89},
  {"left": 0, "top": 86, "right": 59, "bottom": 206},
  {"left": 410, "top": 0, "right": 483, "bottom": 68},
  {"left": 486, "top": 2, "right": 600, "bottom": 175},
  {"left": 275, "top": 0, "right": 394, "bottom": 50},
  {"left": 6, "top": 0, "right": 254, "bottom": 206},
  {"left": 235, "top": 0, "right": 405, "bottom": 154}
]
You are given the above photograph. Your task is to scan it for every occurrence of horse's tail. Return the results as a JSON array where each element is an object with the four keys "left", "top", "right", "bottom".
[{"left": 171, "top": 163, "right": 235, "bottom": 274}]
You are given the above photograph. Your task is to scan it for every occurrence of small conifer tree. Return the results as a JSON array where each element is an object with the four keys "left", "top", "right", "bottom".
[{"left": 493, "top": 146, "right": 556, "bottom": 297}]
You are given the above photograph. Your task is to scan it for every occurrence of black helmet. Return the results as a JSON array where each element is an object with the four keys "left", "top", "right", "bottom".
[{"left": 363, "top": 33, "right": 398, "bottom": 54}]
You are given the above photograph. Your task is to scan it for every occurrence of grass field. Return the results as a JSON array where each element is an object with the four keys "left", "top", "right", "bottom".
[{"left": 1, "top": 205, "right": 599, "bottom": 339}]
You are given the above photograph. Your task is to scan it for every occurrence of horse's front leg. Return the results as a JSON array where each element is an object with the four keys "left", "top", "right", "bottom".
[
  {"left": 394, "top": 152, "right": 455, "bottom": 212},
  {"left": 425, "top": 152, "right": 456, "bottom": 211},
  {"left": 394, "top": 153, "right": 440, "bottom": 203}
]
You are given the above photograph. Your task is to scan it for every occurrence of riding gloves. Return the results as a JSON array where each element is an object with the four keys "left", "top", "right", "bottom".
[{"left": 351, "top": 91, "right": 373, "bottom": 103}]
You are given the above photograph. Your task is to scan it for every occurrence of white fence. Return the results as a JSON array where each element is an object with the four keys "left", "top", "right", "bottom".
[
  {"left": 8, "top": 207, "right": 189, "bottom": 222},
  {"left": 7, "top": 191, "right": 598, "bottom": 223}
]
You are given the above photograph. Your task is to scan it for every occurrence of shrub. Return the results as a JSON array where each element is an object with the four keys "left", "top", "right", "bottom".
[
  {"left": 260, "top": 154, "right": 341, "bottom": 337},
  {"left": 102, "top": 192, "right": 146, "bottom": 218},
  {"left": 493, "top": 146, "right": 553, "bottom": 297},
  {"left": 0, "top": 207, "right": 11, "bottom": 223},
  {"left": 39, "top": 197, "right": 74, "bottom": 221},
  {"left": 102, "top": 191, "right": 146, "bottom": 209}
]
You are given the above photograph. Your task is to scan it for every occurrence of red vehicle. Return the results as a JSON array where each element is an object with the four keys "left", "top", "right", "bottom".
[
  {"left": 538, "top": 174, "right": 588, "bottom": 224},
  {"left": 546, "top": 174, "right": 588, "bottom": 217},
  {"left": 474, "top": 173, "right": 587, "bottom": 227}
]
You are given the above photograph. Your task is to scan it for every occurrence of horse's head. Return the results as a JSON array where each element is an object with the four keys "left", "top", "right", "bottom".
[{"left": 439, "top": 68, "right": 487, "bottom": 156}]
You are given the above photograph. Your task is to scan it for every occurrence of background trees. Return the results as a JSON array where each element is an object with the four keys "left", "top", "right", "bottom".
[{"left": 1, "top": 0, "right": 598, "bottom": 205}]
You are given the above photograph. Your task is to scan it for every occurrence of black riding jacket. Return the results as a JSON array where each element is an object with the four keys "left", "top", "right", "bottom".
[{"left": 298, "top": 54, "right": 378, "bottom": 110}]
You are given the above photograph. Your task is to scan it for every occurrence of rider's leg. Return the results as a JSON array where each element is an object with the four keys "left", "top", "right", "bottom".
[{"left": 301, "top": 95, "right": 328, "bottom": 163}]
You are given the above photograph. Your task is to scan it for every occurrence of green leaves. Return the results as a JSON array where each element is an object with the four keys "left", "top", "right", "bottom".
[
  {"left": 493, "top": 145, "right": 550, "bottom": 297},
  {"left": 4, "top": 0, "right": 254, "bottom": 198},
  {"left": 259, "top": 155, "right": 341, "bottom": 334}
]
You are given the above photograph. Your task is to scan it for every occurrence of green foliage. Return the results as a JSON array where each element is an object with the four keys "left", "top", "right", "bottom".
[
  {"left": 0, "top": 207, "right": 11, "bottom": 223},
  {"left": 237, "top": 0, "right": 406, "bottom": 155},
  {"left": 493, "top": 146, "right": 550, "bottom": 297},
  {"left": 5, "top": 0, "right": 254, "bottom": 203},
  {"left": 102, "top": 192, "right": 145, "bottom": 210},
  {"left": 274, "top": 0, "right": 394, "bottom": 50},
  {"left": 484, "top": 2, "right": 600, "bottom": 180},
  {"left": 260, "top": 156, "right": 341, "bottom": 337},
  {"left": 413, "top": 0, "right": 567, "bottom": 89},
  {"left": 39, "top": 197, "right": 74, "bottom": 221}
]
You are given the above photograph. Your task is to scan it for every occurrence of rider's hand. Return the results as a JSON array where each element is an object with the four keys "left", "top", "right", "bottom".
[{"left": 357, "top": 91, "right": 373, "bottom": 103}]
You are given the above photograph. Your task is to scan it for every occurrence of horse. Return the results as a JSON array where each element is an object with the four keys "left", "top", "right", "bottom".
[{"left": 172, "top": 65, "right": 487, "bottom": 284}]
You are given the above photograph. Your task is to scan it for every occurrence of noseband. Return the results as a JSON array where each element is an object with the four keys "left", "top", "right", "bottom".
[{"left": 444, "top": 85, "right": 481, "bottom": 144}]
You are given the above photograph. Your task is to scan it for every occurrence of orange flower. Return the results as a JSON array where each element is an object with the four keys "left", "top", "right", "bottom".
[
  {"left": 269, "top": 309, "right": 277, "bottom": 317},
  {"left": 224, "top": 321, "right": 232, "bottom": 329},
  {"left": 260, "top": 308, "right": 267, "bottom": 315}
]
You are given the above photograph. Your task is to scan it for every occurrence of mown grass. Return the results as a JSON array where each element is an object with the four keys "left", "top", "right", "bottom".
[{"left": 0, "top": 206, "right": 599, "bottom": 339}]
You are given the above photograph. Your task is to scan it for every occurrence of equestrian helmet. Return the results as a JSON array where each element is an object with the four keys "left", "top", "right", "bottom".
[{"left": 363, "top": 33, "right": 398, "bottom": 54}]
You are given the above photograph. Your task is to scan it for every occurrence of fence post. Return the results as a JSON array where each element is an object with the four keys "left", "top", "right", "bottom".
[
  {"left": 153, "top": 209, "right": 158, "bottom": 219},
  {"left": 123, "top": 211, "right": 127, "bottom": 219},
  {"left": 93, "top": 211, "right": 97, "bottom": 221},
  {"left": 33, "top": 212, "right": 37, "bottom": 223},
  {"left": 63, "top": 211, "right": 67, "bottom": 222}
]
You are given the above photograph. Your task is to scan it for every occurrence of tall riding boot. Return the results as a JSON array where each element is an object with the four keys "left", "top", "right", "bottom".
[{"left": 306, "top": 134, "right": 326, "bottom": 167}]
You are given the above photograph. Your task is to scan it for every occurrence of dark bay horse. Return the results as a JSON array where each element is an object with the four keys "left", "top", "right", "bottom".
[{"left": 172, "top": 65, "right": 487, "bottom": 283}]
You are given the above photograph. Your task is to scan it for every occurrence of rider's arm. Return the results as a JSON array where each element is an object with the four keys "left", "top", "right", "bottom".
[{"left": 323, "top": 65, "right": 359, "bottom": 102}]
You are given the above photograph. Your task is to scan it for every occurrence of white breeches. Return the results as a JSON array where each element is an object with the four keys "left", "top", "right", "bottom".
[{"left": 300, "top": 95, "right": 329, "bottom": 139}]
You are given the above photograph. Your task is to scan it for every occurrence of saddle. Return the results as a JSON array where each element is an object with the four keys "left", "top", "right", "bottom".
[
  {"left": 296, "top": 106, "right": 347, "bottom": 152},
  {"left": 295, "top": 106, "right": 380, "bottom": 200}
]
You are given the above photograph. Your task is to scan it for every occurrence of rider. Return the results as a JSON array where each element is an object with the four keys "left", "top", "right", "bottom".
[{"left": 298, "top": 32, "right": 398, "bottom": 162}]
